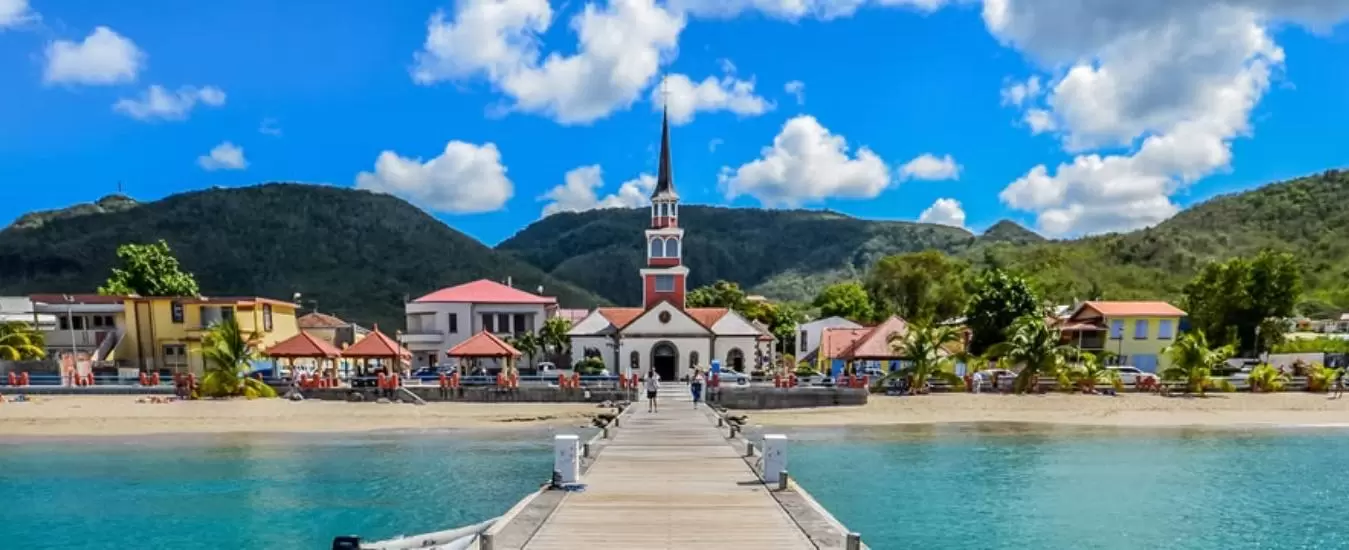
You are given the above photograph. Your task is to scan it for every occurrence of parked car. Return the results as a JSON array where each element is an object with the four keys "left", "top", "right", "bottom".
[
  {"left": 860, "top": 365, "right": 884, "bottom": 378},
  {"left": 716, "top": 370, "right": 750, "bottom": 385},
  {"left": 1107, "top": 366, "right": 1157, "bottom": 385}
]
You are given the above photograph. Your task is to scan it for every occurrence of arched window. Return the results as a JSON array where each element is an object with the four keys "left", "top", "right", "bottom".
[
  {"left": 649, "top": 238, "right": 664, "bottom": 257},
  {"left": 630, "top": 350, "right": 640, "bottom": 370},
  {"left": 665, "top": 237, "right": 680, "bottom": 257},
  {"left": 690, "top": 351, "right": 700, "bottom": 368},
  {"left": 727, "top": 348, "right": 745, "bottom": 372}
]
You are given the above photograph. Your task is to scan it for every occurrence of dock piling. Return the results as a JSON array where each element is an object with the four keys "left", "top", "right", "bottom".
[
  {"left": 846, "top": 532, "right": 862, "bottom": 550},
  {"left": 746, "top": 441, "right": 755, "bottom": 457},
  {"left": 583, "top": 442, "right": 591, "bottom": 458},
  {"left": 778, "top": 471, "right": 790, "bottom": 491}
]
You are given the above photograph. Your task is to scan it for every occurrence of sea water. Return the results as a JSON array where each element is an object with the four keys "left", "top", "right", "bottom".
[
  {"left": 0, "top": 430, "right": 561, "bottom": 549},
  {"left": 787, "top": 423, "right": 1349, "bottom": 550}
]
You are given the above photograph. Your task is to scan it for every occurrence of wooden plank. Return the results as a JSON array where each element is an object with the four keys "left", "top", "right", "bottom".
[{"left": 521, "top": 385, "right": 816, "bottom": 549}]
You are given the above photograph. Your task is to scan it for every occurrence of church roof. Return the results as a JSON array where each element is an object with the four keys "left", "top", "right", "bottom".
[
  {"left": 579, "top": 305, "right": 733, "bottom": 333},
  {"left": 651, "top": 107, "right": 677, "bottom": 199},
  {"left": 686, "top": 307, "right": 729, "bottom": 328},
  {"left": 598, "top": 307, "right": 644, "bottom": 329}
]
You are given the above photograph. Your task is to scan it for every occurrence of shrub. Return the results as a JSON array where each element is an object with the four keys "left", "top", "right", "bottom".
[{"left": 575, "top": 357, "right": 607, "bottom": 375}]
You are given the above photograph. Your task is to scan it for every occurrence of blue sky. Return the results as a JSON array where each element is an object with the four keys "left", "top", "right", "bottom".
[{"left": 3, "top": 0, "right": 1349, "bottom": 245}]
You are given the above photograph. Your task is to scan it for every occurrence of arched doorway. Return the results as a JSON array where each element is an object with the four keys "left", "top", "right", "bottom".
[
  {"left": 651, "top": 342, "right": 678, "bottom": 381},
  {"left": 727, "top": 348, "right": 745, "bottom": 372}
]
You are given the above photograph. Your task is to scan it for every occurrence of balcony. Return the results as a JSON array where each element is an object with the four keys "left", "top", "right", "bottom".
[{"left": 401, "top": 331, "right": 446, "bottom": 346}]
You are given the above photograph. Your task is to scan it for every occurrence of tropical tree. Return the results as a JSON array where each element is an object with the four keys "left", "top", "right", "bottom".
[
  {"left": 197, "top": 317, "right": 277, "bottom": 398},
  {"left": 1182, "top": 250, "right": 1301, "bottom": 355},
  {"left": 964, "top": 269, "right": 1040, "bottom": 355},
  {"left": 1248, "top": 364, "right": 1289, "bottom": 393},
  {"left": 865, "top": 251, "right": 970, "bottom": 324},
  {"left": 987, "top": 315, "right": 1077, "bottom": 394},
  {"left": 98, "top": 240, "right": 201, "bottom": 296},
  {"left": 1160, "top": 332, "right": 1235, "bottom": 396},
  {"left": 813, "top": 281, "right": 876, "bottom": 323},
  {"left": 883, "top": 322, "right": 964, "bottom": 394},
  {"left": 1068, "top": 352, "right": 1121, "bottom": 393},
  {"left": 1306, "top": 364, "right": 1342, "bottom": 393},
  {"left": 0, "top": 322, "right": 46, "bottom": 360},
  {"left": 686, "top": 280, "right": 748, "bottom": 309},
  {"left": 509, "top": 332, "right": 541, "bottom": 367},
  {"left": 539, "top": 316, "right": 572, "bottom": 363}
]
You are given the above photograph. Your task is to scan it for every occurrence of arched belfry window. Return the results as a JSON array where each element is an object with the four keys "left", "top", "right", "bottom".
[
  {"left": 649, "top": 238, "right": 664, "bottom": 257},
  {"left": 666, "top": 237, "right": 680, "bottom": 257}
]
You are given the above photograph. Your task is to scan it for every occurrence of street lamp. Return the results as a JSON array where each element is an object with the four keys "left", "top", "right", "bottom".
[{"left": 63, "top": 294, "right": 77, "bottom": 385}]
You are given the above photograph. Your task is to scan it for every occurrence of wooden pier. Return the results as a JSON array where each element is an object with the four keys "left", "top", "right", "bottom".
[{"left": 482, "top": 385, "right": 862, "bottom": 549}]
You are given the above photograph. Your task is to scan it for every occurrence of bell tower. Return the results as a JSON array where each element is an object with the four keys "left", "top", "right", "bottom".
[{"left": 640, "top": 107, "right": 687, "bottom": 309}]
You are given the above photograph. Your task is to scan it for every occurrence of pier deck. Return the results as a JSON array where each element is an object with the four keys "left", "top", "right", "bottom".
[{"left": 489, "top": 386, "right": 832, "bottom": 549}]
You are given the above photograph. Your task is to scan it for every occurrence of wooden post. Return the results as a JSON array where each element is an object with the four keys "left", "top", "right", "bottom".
[
  {"left": 778, "top": 471, "right": 790, "bottom": 491},
  {"left": 846, "top": 532, "right": 861, "bottom": 550},
  {"left": 746, "top": 442, "right": 755, "bottom": 457}
]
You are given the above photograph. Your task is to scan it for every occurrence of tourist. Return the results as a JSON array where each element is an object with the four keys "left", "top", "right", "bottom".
[
  {"left": 645, "top": 370, "right": 661, "bottom": 413},
  {"left": 690, "top": 369, "right": 707, "bottom": 408},
  {"left": 971, "top": 370, "right": 983, "bottom": 394},
  {"left": 1335, "top": 370, "right": 1345, "bottom": 399}
]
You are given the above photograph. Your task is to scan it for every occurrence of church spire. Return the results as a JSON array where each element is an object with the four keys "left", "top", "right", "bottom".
[{"left": 652, "top": 104, "right": 676, "bottom": 199}]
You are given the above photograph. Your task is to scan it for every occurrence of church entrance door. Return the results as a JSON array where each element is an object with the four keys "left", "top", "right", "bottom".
[{"left": 652, "top": 342, "right": 678, "bottom": 381}]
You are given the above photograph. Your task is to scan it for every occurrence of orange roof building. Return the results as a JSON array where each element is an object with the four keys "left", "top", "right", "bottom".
[
  {"left": 265, "top": 331, "right": 343, "bottom": 358},
  {"left": 447, "top": 331, "right": 521, "bottom": 358},
  {"left": 343, "top": 326, "right": 411, "bottom": 359}
]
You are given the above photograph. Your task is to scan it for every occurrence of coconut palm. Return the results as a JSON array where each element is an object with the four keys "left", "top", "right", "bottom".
[
  {"left": 508, "top": 332, "right": 540, "bottom": 368},
  {"left": 1248, "top": 364, "right": 1288, "bottom": 393},
  {"left": 986, "top": 315, "right": 1078, "bottom": 394},
  {"left": 883, "top": 322, "right": 964, "bottom": 394},
  {"left": 1160, "top": 332, "right": 1234, "bottom": 396},
  {"left": 1068, "top": 352, "right": 1121, "bottom": 393},
  {"left": 0, "top": 322, "right": 46, "bottom": 361},
  {"left": 197, "top": 317, "right": 277, "bottom": 398}
]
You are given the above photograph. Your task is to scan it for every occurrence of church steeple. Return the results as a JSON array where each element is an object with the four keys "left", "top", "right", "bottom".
[
  {"left": 640, "top": 102, "right": 686, "bottom": 310},
  {"left": 652, "top": 106, "right": 677, "bottom": 199}
]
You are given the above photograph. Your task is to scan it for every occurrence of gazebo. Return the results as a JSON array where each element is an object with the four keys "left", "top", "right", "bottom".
[
  {"left": 343, "top": 325, "right": 412, "bottom": 377},
  {"left": 446, "top": 331, "right": 521, "bottom": 377},
  {"left": 264, "top": 331, "right": 344, "bottom": 382}
]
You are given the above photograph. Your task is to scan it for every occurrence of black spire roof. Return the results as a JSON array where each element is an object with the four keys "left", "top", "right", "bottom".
[{"left": 651, "top": 106, "right": 676, "bottom": 199}]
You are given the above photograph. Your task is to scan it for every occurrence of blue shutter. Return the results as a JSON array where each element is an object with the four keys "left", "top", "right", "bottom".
[
  {"left": 1110, "top": 320, "right": 1124, "bottom": 340},
  {"left": 1158, "top": 320, "right": 1174, "bottom": 339},
  {"left": 1134, "top": 319, "right": 1148, "bottom": 339}
]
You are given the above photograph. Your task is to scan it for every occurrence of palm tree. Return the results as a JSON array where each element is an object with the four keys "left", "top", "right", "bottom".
[
  {"left": 197, "top": 317, "right": 277, "bottom": 398},
  {"left": 512, "top": 332, "right": 541, "bottom": 368},
  {"left": 1160, "top": 332, "right": 1234, "bottom": 396},
  {"left": 1068, "top": 352, "right": 1121, "bottom": 393},
  {"left": 883, "top": 322, "right": 964, "bottom": 394},
  {"left": 539, "top": 317, "right": 571, "bottom": 364},
  {"left": 0, "top": 322, "right": 46, "bottom": 361},
  {"left": 1248, "top": 364, "right": 1288, "bottom": 393},
  {"left": 986, "top": 315, "right": 1078, "bottom": 394},
  {"left": 1306, "top": 364, "right": 1342, "bottom": 393}
]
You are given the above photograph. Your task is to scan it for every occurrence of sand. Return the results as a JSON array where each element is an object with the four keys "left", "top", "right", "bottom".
[
  {"left": 749, "top": 392, "right": 1349, "bottom": 429},
  {"left": 0, "top": 396, "right": 609, "bottom": 437}
]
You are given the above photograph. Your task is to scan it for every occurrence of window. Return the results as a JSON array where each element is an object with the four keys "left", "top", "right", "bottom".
[
  {"left": 1110, "top": 319, "right": 1124, "bottom": 340},
  {"left": 800, "top": 330, "right": 808, "bottom": 352},
  {"left": 221, "top": 307, "right": 234, "bottom": 322},
  {"left": 171, "top": 301, "right": 184, "bottom": 323},
  {"left": 72, "top": 316, "right": 84, "bottom": 330},
  {"left": 665, "top": 238, "right": 679, "bottom": 257},
  {"left": 481, "top": 314, "right": 494, "bottom": 333},
  {"left": 497, "top": 314, "right": 510, "bottom": 333},
  {"left": 92, "top": 316, "right": 104, "bottom": 328},
  {"left": 102, "top": 315, "right": 115, "bottom": 327},
  {"left": 630, "top": 351, "right": 640, "bottom": 369},
  {"left": 263, "top": 304, "right": 273, "bottom": 332},
  {"left": 1134, "top": 319, "right": 1149, "bottom": 340},
  {"left": 1158, "top": 319, "right": 1174, "bottom": 339},
  {"left": 654, "top": 275, "right": 675, "bottom": 292},
  {"left": 449, "top": 313, "right": 458, "bottom": 334},
  {"left": 690, "top": 351, "right": 700, "bottom": 367},
  {"left": 162, "top": 344, "right": 187, "bottom": 365},
  {"left": 59, "top": 316, "right": 69, "bottom": 330},
  {"left": 513, "top": 314, "right": 527, "bottom": 334},
  {"left": 649, "top": 238, "right": 664, "bottom": 258}
]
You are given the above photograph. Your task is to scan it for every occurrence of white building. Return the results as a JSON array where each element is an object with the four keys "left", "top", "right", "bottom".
[
  {"left": 796, "top": 316, "right": 863, "bottom": 361},
  {"left": 402, "top": 280, "right": 557, "bottom": 369},
  {"left": 567, "top": 108, "right": 773, "bottom": 380}
]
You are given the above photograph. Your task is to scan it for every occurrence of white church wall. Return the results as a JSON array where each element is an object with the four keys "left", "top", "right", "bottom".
[
  {"left": 709, "top": 311, "right": 762, "bottom": 336},
  {"left": 623, "top": 302, "right": 708, "bottom": 336},
  {"left": 620, "top": 336, "right": 711, "bottom": 380},
  {"left": 714, "top": 336, "right": 762, "bottom": 372}
]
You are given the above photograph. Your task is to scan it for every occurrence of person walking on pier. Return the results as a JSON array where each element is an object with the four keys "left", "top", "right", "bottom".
[
  {"left": 690, "top": 369, "right": 706, "bottom": 409},
  {"left": 645, "top": 369, "right": 661, "bottom": 412}
]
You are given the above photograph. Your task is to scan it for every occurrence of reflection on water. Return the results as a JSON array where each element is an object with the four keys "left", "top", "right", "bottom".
[
  {"left": 786, "top": 423, "right": 1349, "bottom": 550},
  {"left": 0, "top": 429, "right": 566, "bottom": 550}
]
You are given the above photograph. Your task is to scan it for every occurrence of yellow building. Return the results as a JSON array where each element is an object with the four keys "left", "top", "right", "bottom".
[
  {"left": 1059, "top": 301, "right": 1187, "bottom": 373},
  {"left": 32, "top": 294, "right": 299, "bottom": 375}
]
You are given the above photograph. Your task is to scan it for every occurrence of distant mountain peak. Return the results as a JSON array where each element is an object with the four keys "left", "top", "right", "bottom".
[
  {"left": 980, "top": 219, "right": 1044, "bottom": 244},
  {"left": 6, "top": 194, "right": 140, "bottom": 231}
]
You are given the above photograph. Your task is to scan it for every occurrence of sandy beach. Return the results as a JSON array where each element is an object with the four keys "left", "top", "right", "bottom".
[
  {"left": 749, "top": 393, "right": 1349, "bottom": 428},
  {"left": 0, "top": 396, "right": 610, "bottom": 437}
]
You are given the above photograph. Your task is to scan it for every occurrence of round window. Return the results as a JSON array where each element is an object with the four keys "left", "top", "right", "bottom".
[{"left": 658, "top": 311, "right": 672, "bottom": 323}]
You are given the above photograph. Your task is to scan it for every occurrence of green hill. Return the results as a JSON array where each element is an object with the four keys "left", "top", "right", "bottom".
[{"left": 0, "top": 183, "right": 605, "bottom": 328}]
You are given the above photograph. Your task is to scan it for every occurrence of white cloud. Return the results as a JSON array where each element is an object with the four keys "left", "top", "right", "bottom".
[
  {"left": 43, "top": 26, "right": 144, "bottom": 85},
  {"left": 719, "top": 115, "right": 890, "bottom": 206},
  {"left": 708, "top": 138, "right": 724, "bottom": 152},
  {"left": 540, "top": 165, "right": 656, "bottom": 216},
  {"left": 411, "top": 0, "right": 684, "bottom": 125},
  {"left": 355, "top": 141, "right": 514, "bottom": 214},
  {"left": 898, "top": 153, "right": 960, "bottom": 181},
  {"left": 113, "top": 85, "right": 227, "bottom": 121},
  {"left": 986, "top": 0, "right": 1349, "bottom": 236},
  {"left": 197, "top": 142, "right": 248, "bottom": 171},
  {"left": 918, "top": 198, "right": 965, "bottom": 228},
  {"left": 653, "top": 72, "right": 773, "bottom": 125},
  {"left": 784, "top": 80, "right": 805, "bottom": 105},
  {"left": 0, "top": 0, "right": 37, "bottom": 29},
  {"left": 668, "top": 0, "right": 951, "bottom": 20},
  {"left": 259, "top": 118, "right": 282, "bottom": 137},
  {"left": 1000, "top": 76, "right": 1040, "bottom": 107}
]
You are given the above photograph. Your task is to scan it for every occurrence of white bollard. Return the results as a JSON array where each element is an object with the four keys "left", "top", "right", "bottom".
[
  {"left": 763, "top": 434, "right": 787, "bottom": 484},
  {"left": 554, "top": 434, "right": 579, "bottom": 484}
]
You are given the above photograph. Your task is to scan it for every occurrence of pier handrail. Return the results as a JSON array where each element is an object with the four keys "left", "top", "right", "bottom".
[{"left": 358, "top": 516, "right": 498, "bottom": 550}]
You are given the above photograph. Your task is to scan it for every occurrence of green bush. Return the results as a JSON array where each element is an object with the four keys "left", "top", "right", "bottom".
[{"left": 575, "top": 358, "right": 607, "bottom": 375}]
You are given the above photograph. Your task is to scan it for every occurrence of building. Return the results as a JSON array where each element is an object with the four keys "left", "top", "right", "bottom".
[
  {"left": 1057, "top": 301, "right": 1186, "bottom": 373},
  {"left": 567, "top": 109, "right": 773, "bottom": 380},
  {"left": 813, "top": 317, "right": 912, "bottom": 377},
  {"left": 797, "top": 316, "right": 863, "bottom": 363},
  {"left": 0, "top": 297, "right": 57, "bottom": 330},
  {"left": 29, "top": 294, "right": 300, "bottom": 374},
  {"left": 402, "top": 279, "right": 558, "bottom": 369},
  {"left": 297, "top": 311, "right": 369, "bottom": 348}
]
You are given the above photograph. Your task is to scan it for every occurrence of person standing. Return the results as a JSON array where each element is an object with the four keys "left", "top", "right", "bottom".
[
  {"left": 1334, "top": 369, "right": 1345, "bottom": 399},
  {"left": 690, "top": 369, "right": 707, "bottom": 408},
  {"left": 644, "top": 369, "right": 661, "bottom": 412}
]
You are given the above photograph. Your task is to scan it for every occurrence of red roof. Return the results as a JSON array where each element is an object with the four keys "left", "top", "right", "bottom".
[
  {"left": 820, "top": 327, "right": 871, "bottom": 359},
  {"left": 686, "top": 308, "right": 730, "bottom": 329},
  {"left": 298, "top": 312, "right": 350, "bottom": 329},
  {"left": 1075, "top": 301, "right": 1186, "bottom": 318},
  {"left": 342, "top": 326, "right": 411, "bottom": 359},
  {"left": 598, "top": 307, "right": 644, "bottom": 328},
  {"left": 265, "top": 332, "right": 343, "bottom": 358},
  {"left": 413, "top": 279, "right": 556, "bottom": 304},
  {"left": 447, "top": 331, "right": 522, "bottom": 358}
]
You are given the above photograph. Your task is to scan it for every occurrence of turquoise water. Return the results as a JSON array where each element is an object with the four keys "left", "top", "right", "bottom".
[
  {"left": 0, "top": 430, "right": 561, "bottom": 549},
  {"left": 787, "top": 424, "right": 1349, "bottom": 550}
]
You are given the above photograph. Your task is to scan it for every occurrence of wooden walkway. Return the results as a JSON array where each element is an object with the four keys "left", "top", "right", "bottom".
[{"left": 519, "top": 385, "right": 816, "bottom": 550}]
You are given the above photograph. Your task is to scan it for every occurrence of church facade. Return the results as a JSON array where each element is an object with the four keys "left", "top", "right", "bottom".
[{"left": 567, "top": 110, "right": 772, "bottom": 381}]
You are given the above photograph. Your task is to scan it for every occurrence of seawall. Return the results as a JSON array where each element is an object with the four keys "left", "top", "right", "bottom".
[
  {"left": 271, "top": 385, "right": 636, "bottom": 404},
  {"left": 713, "top": 386, "right": 868, "bottom": 409}
]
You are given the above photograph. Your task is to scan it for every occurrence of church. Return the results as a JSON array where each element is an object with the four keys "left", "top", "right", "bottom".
[{"left": 567, "top": 110, "right": 773, "bottom": 381}]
